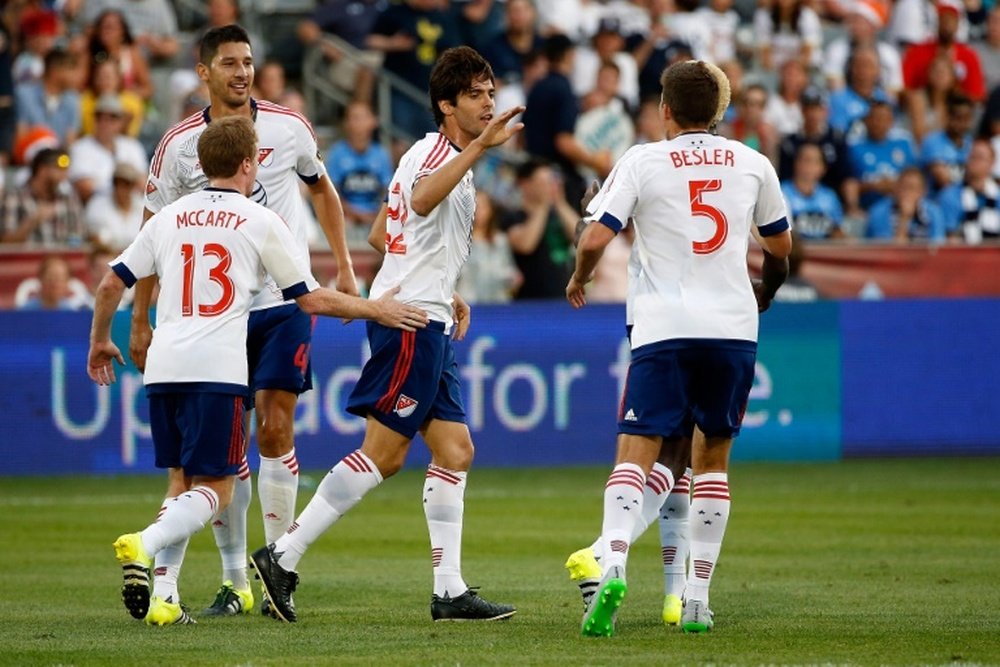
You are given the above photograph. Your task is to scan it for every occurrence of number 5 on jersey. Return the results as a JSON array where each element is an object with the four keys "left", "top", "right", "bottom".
[
  {"left": 689, "top": 179, "right": 728, "bottom": 255},
  {"left": 181, "top": 242, "right": 235, "bottom": 316}
]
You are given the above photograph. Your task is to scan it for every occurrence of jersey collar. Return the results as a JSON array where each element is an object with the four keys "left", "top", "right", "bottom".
[{"left": 202, "top": 98, "right": 259, "bottom": 125}]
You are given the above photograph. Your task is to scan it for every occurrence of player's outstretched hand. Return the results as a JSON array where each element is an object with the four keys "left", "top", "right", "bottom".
[
  {"left": 129, "top": 321, "right": 152, "bottom": 373},
  {"left": 477, "top": 106, "right": 525, "bottom": 149},
  {"left": 88, "top": 340, "right": 125, "bottom": 385},
  {"left": 752, "top": 278, "right": 773, "bottom": 313},
  {"left": 451, "top": 291, "right": 471, "bottom": 341},
  {"left": 375, "top": 286, "right": 430, "bottom": 331},
  {"left": 566, "top": 273, "right": 589, "bottom": 309}
]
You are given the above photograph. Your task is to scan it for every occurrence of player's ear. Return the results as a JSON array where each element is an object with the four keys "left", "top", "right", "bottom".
[
  {"left": 438, "top": 99, "right": 454, "bottom": 118},
  {"left": 195, "top": 61, "right": 210, "bottom": 83}
]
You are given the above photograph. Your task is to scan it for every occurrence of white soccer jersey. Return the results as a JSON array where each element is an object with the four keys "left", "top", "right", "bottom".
[
  {"left": 587, "top": 132, "right": 789, "bottom": 349},
  {"left": 113, "top": 187, "right": 319, "bottom": 388},
  {"left": 144, "top": 99, "right": 325, "bottom": 310},
  {"left": 370, "top": 132, "right": 476, "bottom": 330}
]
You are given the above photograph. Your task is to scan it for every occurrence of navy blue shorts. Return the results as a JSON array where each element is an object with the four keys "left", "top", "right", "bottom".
[
  {"left": 347, "top": 320, "right": 465, "bottom": 438},
  {"left": 148, "top": 385, "right": 247, "bottom": 477},
  {"left": 618, "top": 339, "right": 757, "bottom": 439},
  {"left": 247, "top": 303, "right": 316, "bottom": 401}
]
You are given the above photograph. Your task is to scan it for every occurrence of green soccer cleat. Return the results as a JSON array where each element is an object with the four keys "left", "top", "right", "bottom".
[
  {"left": 201, "top": 580, "right": 254, "bottom": 616},
  {"left": 580, "top": 566, "right": 627, "bottom": 638},
  {"left": 662, "top": 594, "right": 683, "bottom": 626},
  {"left": 112, "top": 533, "right": 151, "bottom": 620},
  {"left": 681, "top": 599, "right": 714, "bottom": 633},
  {"left": 145, "top": 595, "right": 196, "bottom": 626}
]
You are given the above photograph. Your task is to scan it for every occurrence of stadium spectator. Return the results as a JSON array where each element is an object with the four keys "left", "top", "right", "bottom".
[
  {"left": 454, "top": 0, "right": 506, "bottom": 54},
  {"left": 902, "top": 0, "right": 985, "bottom": 102},
  {"left": 576, "top": 61, "right": 636, "bottom": 171},
  {"left": 973, "top": 5, "right": 1000, "bottom": 90},
  {"left": 572, "top": 17, "right": 639, "bottom": 111},
  {"left": 719, "top": 82, "right": 778, "bottom": 163},
  {"left": 324, "top": 100, "right": 393, "bottom": 227},
  {"left": 696, "top": 0, "right": 741, "bottom": 65},
  {"left": 79, "top": 57, "right": 144, "bottom": 137},
  {"left": 865, "top": 166, "right": 947, "bottom": 241},
  {"left": 823, "top": 0, "right": 902, "bottom": 97},
  {"left": 1, "top": 147, "right": 86, "bottom": 246},
  {"left": 765, "top": 59, "right": 809, "bottom": 137},
  {"left": 632, "top": 7, "right": 696, "bottom": 104},
  {"left": 566, "top": 59, "right": 791, "bottom": 637},
  {"left": 84, "top": 162, "right": 144, "bottom": 250},
  {"left": 456, "top": 191, "right": 519, "bottom": 303},
  {"left": 481, "top": 0, "right": 543, "bottom": 83},
  {"left": 666, "top": 0, "right": 713, "bottom": 63},
  {"left": 919, "top": 91, "right": 974, "bottom": 192},
  {"left": 536, "top": 0, "right": 599, "bottom": 42},
  {"left": 904, "top": 52, "right": 961, "bottom": 142},
  {"left": 366, "top": 0, "right": 459, "bottom": 141},
  {"left": 635, "top": 96, "right": 666, "bottom": 143},
  {"left": 888, "top": 0, "right": 938, "bottom": 49},
  {"left": 523, "top": 34, "right": 611, "bottom": 213},
  {"left": 753, "top": 0, "right": 823, "bottom": 72},
  {"left": 500, "top": 158, "right": 578, "bottom": 300},
  {"left": 297, "top": 0, "right": 384, "bottom": 104},
  {"left": 847, "top": 96, "right": 917, "bottom": 211},
  {"left": 67, "top": 94, "right": 148, "bottom": 203},
  {"left": 11, "top": 8, "right": 60, "bottom": 85},
  {"left": 86, "top": 10, "right": 153, "bottom": 100},
  {"left": 828, "top": 44, "right": 889, "bottom": 136},
  {"left": 16, "top": 254, "right": 86, "bottom": 311},
  {"left": 781, "top": 142, "right": 847, "bottom": 239},
  {"left": 15, "top": 48, "right": 81, "bottom": 146},
  {"left": 778, "top": 86, "right": 854, "bottom": 204},
  {"left": 95, "top": 115, "right": 425, "bottom": 627},
  {"left": 80, "top": 0, "right": 180, "bottom": 63},
  {"left": 0, "top": 15, "right": 14, "bottom": 166},
  {"left": 252, "top": 60, "right": 305, "bottom": 115},
  {"left": 937, "top": 137, "right": 1000, "bottom": 242},
  {"left": 252, "top": 47, "right": 518, "bottom": 625}
]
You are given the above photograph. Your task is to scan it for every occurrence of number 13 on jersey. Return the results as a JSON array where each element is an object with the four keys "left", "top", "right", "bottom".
[{"left": 181, "top": 242, "right": 235, "bottom": 316}]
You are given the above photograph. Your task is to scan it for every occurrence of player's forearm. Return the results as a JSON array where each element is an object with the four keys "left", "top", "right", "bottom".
[
  {"left": 91, "top": 274, "right": 126, "bottom": 342},
  {"left": 410, "top": 142, "right": 486, "bottom": 216},
  {"left": 296, "top": 287, "right": 377, "bottom": 320},
  {"left": 759, "top": 249, "right": 790, "bottom": 300},
  {"left": 130, "top": 276, "right": 157, "bottom": 324},
  {"left": 311, "top": 178, "right": 354, "bottom": 270}
]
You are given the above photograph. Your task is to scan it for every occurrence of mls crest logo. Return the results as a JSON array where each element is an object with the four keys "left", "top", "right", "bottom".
[
  {"left": 394, "top": 394, "right": 418, "bottom": 418},
  {"left": 258, "top": 147, "right": 275, "bottom": 167}
]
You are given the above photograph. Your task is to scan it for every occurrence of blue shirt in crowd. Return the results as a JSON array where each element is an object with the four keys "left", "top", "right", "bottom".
[
  {"left": 781, "top": 181, "right": 844, "bottom": 239},
  {"left": 325, "top": 139, "right": 393, "bottom": 218},
  {"left": 849, "top": 129, "right": 917, "bottom": 209},
  {"left": 919, "top": 130, "right": 971, "bottom": 189},
  {"left": 866, "top": 196, "right": 947, "bottom": 241}
]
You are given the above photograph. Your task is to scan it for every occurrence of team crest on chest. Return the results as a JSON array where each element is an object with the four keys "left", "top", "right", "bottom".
[
  {"left": 394, "top": 394, "right": 418, "bottom": 418},
  {"left": 258, "top": 147, "right": 275, "bottom": 167}
]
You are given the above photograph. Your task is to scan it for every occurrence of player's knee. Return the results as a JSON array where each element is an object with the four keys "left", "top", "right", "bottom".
[
  {"left": 257, "top": 414, "right": 294, "bottom": 456},
  {"left": 438, "top": 439, "right": 474, "bottom": 471}
]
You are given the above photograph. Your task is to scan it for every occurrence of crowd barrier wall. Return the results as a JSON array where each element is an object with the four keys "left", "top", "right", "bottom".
[{"left": 0, "top": 299, "right": 994, "bottom": 476}]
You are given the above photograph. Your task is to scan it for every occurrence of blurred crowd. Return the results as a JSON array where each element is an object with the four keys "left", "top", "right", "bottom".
[{"left": 2, "top": 0, "right": 1000, "bottom": 309}]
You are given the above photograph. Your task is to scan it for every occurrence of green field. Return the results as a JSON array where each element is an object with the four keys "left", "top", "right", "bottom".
[{"left": 2, "top": 458, "right": 999, "bottom": 666}]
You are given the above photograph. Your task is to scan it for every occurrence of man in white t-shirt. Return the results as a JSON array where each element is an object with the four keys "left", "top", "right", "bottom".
[
  {"left": 88, "top": 116, "right": 427, "bottom": 626},
  {"left": 566, "top": 60, "right": 793, "bottom": 637},
  {"left": 67, "top": 94, "right": 148, "bottom": 204},
  {"left": 130, "top": 25, "right": 361, "bottom": 618},
  {"left": 251, "top": 46, "right": 521, "bottom": 625}
]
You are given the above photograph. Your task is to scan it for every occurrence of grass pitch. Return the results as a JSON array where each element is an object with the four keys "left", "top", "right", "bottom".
[{"left": 2, "top": 458, "right": 998, "bottom": 666}]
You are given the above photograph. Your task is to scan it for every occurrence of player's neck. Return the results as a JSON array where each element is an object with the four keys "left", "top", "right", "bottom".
[
  {"left": 667, "top": 126, "right": 711, "bottom": 140},
  {"left": 439, "top": 123, "right": 469, "bottom": 151},
  {"left": 207, "top": 176, "right": 248, "bottom": 195},
  {"left": 207, "top": 99, "right": 254, "bottom": 122}
]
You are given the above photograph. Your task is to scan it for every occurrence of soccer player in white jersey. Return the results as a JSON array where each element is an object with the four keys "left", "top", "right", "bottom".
[
  {"left": 566, "top": 60, "right": 793, "bottom": 637},
  {"left": 250, "top": 46, "right": 522, "bottom": 624},
  {"left": 129, "top": 25, "right": 360, "bottom": 617},
  {"left": 87, "top": 116, "right": 427, "bottom": 626}
]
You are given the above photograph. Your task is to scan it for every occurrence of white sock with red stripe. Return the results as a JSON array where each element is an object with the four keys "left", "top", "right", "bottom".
[
  {"left": 141, "top": 486, "right": 220, "bottom": 556},
  {"left": 423, "top": 464, "right": 469, "bottom": 598},
  {"left": 259, "top": 449, "right": 299, "bottom": 544},
  {"left": 590, "top": 463, "right": 674, "bottom": 560},
  {"left": 685, "top": 472, "right": 731, "bottom": 606},
  {"left": 600, "top": 462, "right": 646, "bottom": 573},
  {"left": 211, "top": 458, "right": 251, "bottom": 590},
  {"left": 153, "top": 537, "right": 189, "bottom": 602},
  {"left": 659, "top": 467, "right": 691, "bottom": 598},
  {"left": 274, "top": 449, "right": 382, "bottom": 572}
]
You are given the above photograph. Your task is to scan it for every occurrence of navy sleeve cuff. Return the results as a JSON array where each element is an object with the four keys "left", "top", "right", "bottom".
[
  {"left": 298, "top": 172, "right": 321, "bottom": 185},
  {"left": 281, "top": 281, "right": 311, "bottom": 300},
  {"left": 758, "top": 217, "right": 790, "bottom": 237},
  {"left": 111, "top": 262, "right": 137, "bottom": 288},
  {"left": 597, "top": 211, "right": 623, "bottom": 233}
]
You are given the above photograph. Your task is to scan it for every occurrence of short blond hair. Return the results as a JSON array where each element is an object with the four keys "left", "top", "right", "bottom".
[
  {"left": 197, "top": 116, "right": 258, "bottom": 179},
  {"left": 702, "top": 61, "right": 732, "bottom": 127}
]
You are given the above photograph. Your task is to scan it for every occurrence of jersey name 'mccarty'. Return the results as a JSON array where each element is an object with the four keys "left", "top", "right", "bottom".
[
  {"left": 669, "top": 148, "right": 736, "bottom": 169},
  {"left": 176, "top": 209, "right": 248, "bottom": 230}
]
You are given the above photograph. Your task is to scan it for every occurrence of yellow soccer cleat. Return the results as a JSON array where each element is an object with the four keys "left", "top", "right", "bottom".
[
  {"left": 662, "top": 594, "right": 683, "bottom": 626},
  {"left": 112, "top": 533, "right": 152, "bottom": 619},
  {"left": 564, "top": 548, "right": 602, "bottom": 582},
  {"left": 145, "top": 595, "right": 196, "bottom": 626}
]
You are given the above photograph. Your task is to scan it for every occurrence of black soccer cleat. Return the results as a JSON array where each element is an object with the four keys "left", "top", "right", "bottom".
[
  {"left": 249, "top": 544, "right": 299, "bottom": 623},
  {"left": 430, "top": 588, "right": 516, "bottom": 622}
]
